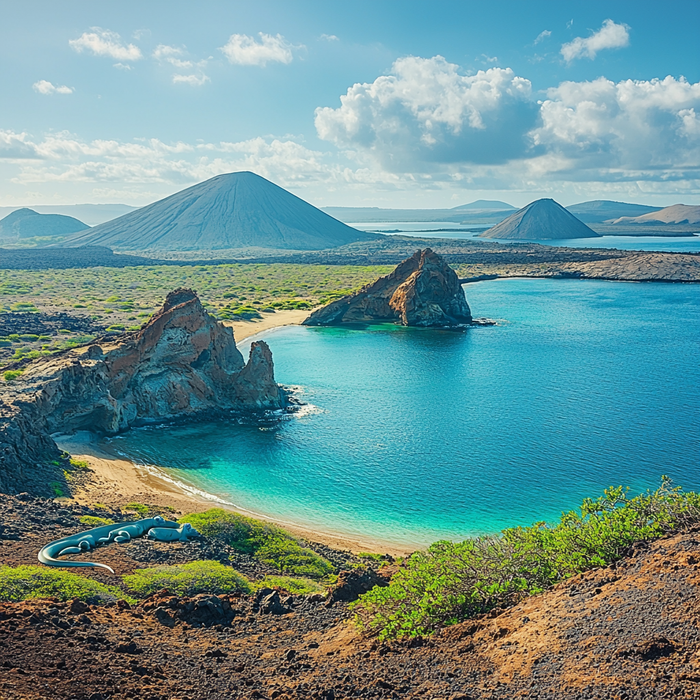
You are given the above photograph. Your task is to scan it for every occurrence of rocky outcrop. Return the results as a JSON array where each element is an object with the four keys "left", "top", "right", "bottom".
[
  {"left": 303, "top": 248, "right": 472, "bottom": 327},
  {"left": 0, "top": 289, "right": 285, "bottom": 494}
]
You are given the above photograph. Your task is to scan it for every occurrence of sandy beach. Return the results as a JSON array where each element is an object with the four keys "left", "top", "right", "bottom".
[
  {"left": 223, "top": 308, "right": 313, "bottom": 342},
  {"left": 55, "top": 431, "right": 414, "bottom": 559}
]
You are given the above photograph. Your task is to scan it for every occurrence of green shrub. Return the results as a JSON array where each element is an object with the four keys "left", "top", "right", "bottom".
[
  {"left": 69, "top": 458, "right": 90, "bottom": 470},
  {"left": 354, "top": 480, "right": 700, "bottom": 640},
  {"left": 79, "top": 515, "right": 115, "bottom": 527},
  {"left": 180, "top": 509, "right": 334, "bottom": 579},
  {"left": 57, "top": 329, "right": 72, "bottom": 334},
  {"left": 0, "top": 565, "right": 131, "bottom": 604},
  {"left": 3, "top": 370, "right": 23, "bottom": 382},
  {"left": 19, "top": 334, "right": 39, "bottom": 341},
  {"left": 257, "top": 575, "right": 324, "bottom": 595},
  {"left": 50, "top": 482, "right": 65, "bottom": 497},
  {"left": 123, "top": 561, "right": 252, "bottom": 597},
  {"left": 122, "top": 502, "right": 175, "bottom": 517}
]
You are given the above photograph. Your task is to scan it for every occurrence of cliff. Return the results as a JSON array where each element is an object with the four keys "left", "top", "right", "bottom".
[
  {"left": 303, "top": 248, "right": 473, "bottom": 327},
  {"left": 0, "top": 289, "right": 284, "bottom": 494}
]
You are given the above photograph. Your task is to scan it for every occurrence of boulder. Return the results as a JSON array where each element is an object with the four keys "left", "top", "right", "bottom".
[
  {"left": 0, "top": 289, "right": 285, "bottom": 494},
  {"left": 303, "top": 249, "right": 472, "bottom": 327}
]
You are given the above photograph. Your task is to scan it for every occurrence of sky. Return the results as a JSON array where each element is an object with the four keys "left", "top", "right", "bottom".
[{"left": 1, "top": 0, "right": 699, "bottom": 209}]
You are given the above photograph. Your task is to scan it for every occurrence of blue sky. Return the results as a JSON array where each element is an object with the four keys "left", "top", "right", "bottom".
[{"left": 1, "top": 0, "right": 699, "bottom": 208}]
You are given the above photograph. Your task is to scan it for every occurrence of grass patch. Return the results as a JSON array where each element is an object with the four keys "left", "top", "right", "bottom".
[
  {"left": 0, "top": 565, "right": 132, "bottom": 604},
  {"left": 69, "top": 458, "right": 91, "bottom": 470},
  {"left": 78, "top": 515, "right": 115, "bottom": 527},
  {"left": 123, "top": 561, "right": 252, "bottom": 597},
  {"left": 3, "top": 370, "right": 23, "bottom": 382},
  {"left": 256, "top": 575, "right": 325, "bottom": 596},
  {"left": 354, "top": 479, "right": 700, "bottom": 640},
  {"left": 122, "top": 502, "right": 176, "bottom": 517},
  {"left": 180, "top": 509, "right": 334, "bottom": 579}
]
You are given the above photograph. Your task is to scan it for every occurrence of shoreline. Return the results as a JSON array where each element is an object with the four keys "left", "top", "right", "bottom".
[
  {"left": 223, "top": 308, "right": 313, "bottom": 343},
  {"left": 55, "top": 431, "right": 415, "bottom": 558}
]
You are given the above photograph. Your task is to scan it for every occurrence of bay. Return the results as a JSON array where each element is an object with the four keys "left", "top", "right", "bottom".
[{"left": 104, "top": 279, "right": 700, "bottom": 547}]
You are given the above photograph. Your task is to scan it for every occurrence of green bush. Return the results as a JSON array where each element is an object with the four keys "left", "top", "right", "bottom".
[
  {"left": 3, "top": 370, "right": 23, "bottom": 382},
  {"left": 354, "top": 480, "right": 700, "bottom": 640},
  {"left": 19, "top": 334, "right": 39, "bottom": 341},
  {"left": 123, "top": 561, "right": 252, "bottom": 597},
  {"left": 257, "top": 575, "right": 324, "bottom": 595},
  {"left": 180, "top": 509, "right": 334, "bottom": 579},
  {"left": 69, "top": 458, "right": 91, "bottom": 470},
  {"left": 79, "top": 515, "right": 115, "bottom": 527},
  {"left": 0, "top": 565, "right": 131, "bottom": 604}
]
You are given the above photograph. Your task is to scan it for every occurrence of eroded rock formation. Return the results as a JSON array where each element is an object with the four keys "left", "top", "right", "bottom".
[
  {"left": 0, "top": 289, "right": 284, "bottom": 494},
  {"left": 303, "top": 248, "right": 472, "bottom": 327}
]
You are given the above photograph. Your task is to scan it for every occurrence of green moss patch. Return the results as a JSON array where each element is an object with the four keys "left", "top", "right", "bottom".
[
  {"left": 0, "top": 565, "right": 131, "bottom": 604},
  {"left": 123, "top": 561, "right": 252, "bottom": 597},
  {"left": 180, "top": 509, "right": 334, "bottom": 579}
]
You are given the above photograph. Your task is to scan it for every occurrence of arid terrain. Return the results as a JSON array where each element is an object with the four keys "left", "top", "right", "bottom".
[{"left": 1, "top": 493, "right": 699, "bottom": 700}]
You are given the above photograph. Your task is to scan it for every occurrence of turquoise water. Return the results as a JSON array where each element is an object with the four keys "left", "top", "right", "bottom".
[{"left": 105, "top": 279, "right": 700, "bottom": 547}]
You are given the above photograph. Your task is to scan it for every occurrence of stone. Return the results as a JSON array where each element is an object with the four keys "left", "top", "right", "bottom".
[
  {"left": 0, "top": 289, "right": 285, "bottom": 495},
  {"left": 326, "top": 568, "right": 389, "bottom": 606},
  {"left": 303, "top": 249, "right": 472, "bottom": 328}
]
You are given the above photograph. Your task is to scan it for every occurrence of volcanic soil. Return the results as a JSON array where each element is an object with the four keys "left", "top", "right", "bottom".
[{"left": 1, "top": 494, "right": 700, "bottom": 700}]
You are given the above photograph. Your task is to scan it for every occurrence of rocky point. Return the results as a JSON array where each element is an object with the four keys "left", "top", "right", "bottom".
[
  {"left": 0, "top": 288, "right": 285, "bottom": 494},
  {"left": 303, "top": 248, "right": 473, "bottom": 327}
]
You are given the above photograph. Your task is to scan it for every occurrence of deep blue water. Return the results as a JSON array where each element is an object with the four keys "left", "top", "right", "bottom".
[{"left": 105, "top": 279, "right": 700, "bottom": 547}]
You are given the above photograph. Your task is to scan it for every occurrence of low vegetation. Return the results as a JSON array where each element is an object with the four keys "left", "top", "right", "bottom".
[
  {"left": 78, "top": 515, "right": 115, "bottom": 527},
  {"left": 354, "top": 479, "right": 700, "bottom": 640},
  {"left": 0, "top": 262, "right": 392, "bottom": 370},
  {"left": 257, "top": 575, "right": 325, "bottom": 596},
  {"left": 180, "top": 509, "right": 334, "bottom": 579},
  {"left": 123, "top": 561, "right": 252, "bottom": 597},
  {"left": 0, "top": 565, "right": 131, "bottom": 604}
]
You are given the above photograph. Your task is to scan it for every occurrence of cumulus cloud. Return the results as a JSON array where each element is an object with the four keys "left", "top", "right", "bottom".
[
  {"left": 0, "top": 129, "right": 42, "bottom": 159},
  {"left": 534, "top": 30, "right": 551, "bottom": 44},
  {"left": 32, "top": 80, "right": 73, "bottom": 95},
  {"left": 153, "top": 45, "right": 209, "bottom": 85},
  {"left": 219, "top": 32, "right": 298, "bottom": 66},
  {"left": 315, "top": 56, "right": 536, "bottom": 171},
  {"left": 561, "top": 19, "right": 629, "bottom": 62},
  {"left": 173, "top": 74, "right": 210, "bottom": 86},
  {"left": 8, "top": 130, "right": 342, "bottom": 190},
  {"left": 320, "top": 34, "right": 339, "bottom": 41},
  {"left": 69, "top": 28, "right": 143, "bottom": 62}
]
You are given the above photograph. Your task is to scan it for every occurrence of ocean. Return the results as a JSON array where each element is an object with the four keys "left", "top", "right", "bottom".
[{"left": 104, "top": 278, "right": 700, "bottom": 548}]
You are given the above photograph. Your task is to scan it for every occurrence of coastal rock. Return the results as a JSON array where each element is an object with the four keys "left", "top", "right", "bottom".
[
  {"left": 303, "top": 248, "right": 472, "bottom": 327},
  {"left": 0, "top": 289, "right": 285, "bottom": 494}
]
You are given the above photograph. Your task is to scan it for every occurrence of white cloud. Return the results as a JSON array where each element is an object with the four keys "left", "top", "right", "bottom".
[
  {"left": 320, "top": 34, "right": 339, "bottom": 42},
  {"left": 69, "top": 28, "right": 143, "bottom": 62},
  {"left": 534, "top": 30, "right": 551, "bottom": 44},
  {"left": 32, "top": 80, "right": 73, "bottom": 95},
  {"left": 315, "top": 56, "right": 535, "bottom": 171},
  {"left": 153, "top": 45, "right": 209, "bottom": 86},
  {"left": 219, "top": 32, "right": 298, "bottom": 66},
  {"left": 561, "top": 19, "right": 629, "bottom": 62},
  {"left": 173, "top": 74, "right": 210, "bottom": 86},
  {"left": 0, "top": 129, "right": 42, "bottom": 159},
  {"left": 532, "top": 75, "right": 700, "bottom": 177}
]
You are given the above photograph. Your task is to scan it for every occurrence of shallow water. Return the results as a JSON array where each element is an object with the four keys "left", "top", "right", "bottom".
[{"left": 105, "top": 279, "right": 700, "bottom": 547}]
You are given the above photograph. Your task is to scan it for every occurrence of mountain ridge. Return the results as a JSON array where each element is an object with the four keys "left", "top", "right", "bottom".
[
  {"left": 62, "top": 172, "right": 378, "bottom": 251},
  {"left": 479, "top": 198, "right": 600, "bottom": 240}
]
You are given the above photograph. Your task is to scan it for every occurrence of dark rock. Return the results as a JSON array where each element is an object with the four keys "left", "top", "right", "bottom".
[
  {"left": 303, "top": 248, "right": 472, "bottom": 327},
  {"left": 69, "top": 600, "right": 90, "bottom": 615},
  {"left": 326, "top": 568, "right": 390, "bottom": 605},
  {"left": 259, "top": 591, "right": 289, "bottom": 615}
]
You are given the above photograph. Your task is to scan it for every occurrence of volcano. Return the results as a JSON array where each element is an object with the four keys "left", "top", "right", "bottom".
[{"left": 62, "top": 172, "right": 378, "bottom": 251}]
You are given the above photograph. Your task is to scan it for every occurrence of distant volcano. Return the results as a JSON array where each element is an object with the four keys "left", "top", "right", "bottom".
[
  {"left": 0, "top": 208, "right": 88, "bottom": 239},
  {"left": 478, "top": 198, "right": 600, "bottom": 240},
  {"left": 62, "top": 172, "right": 378, "bottom": 251}
]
